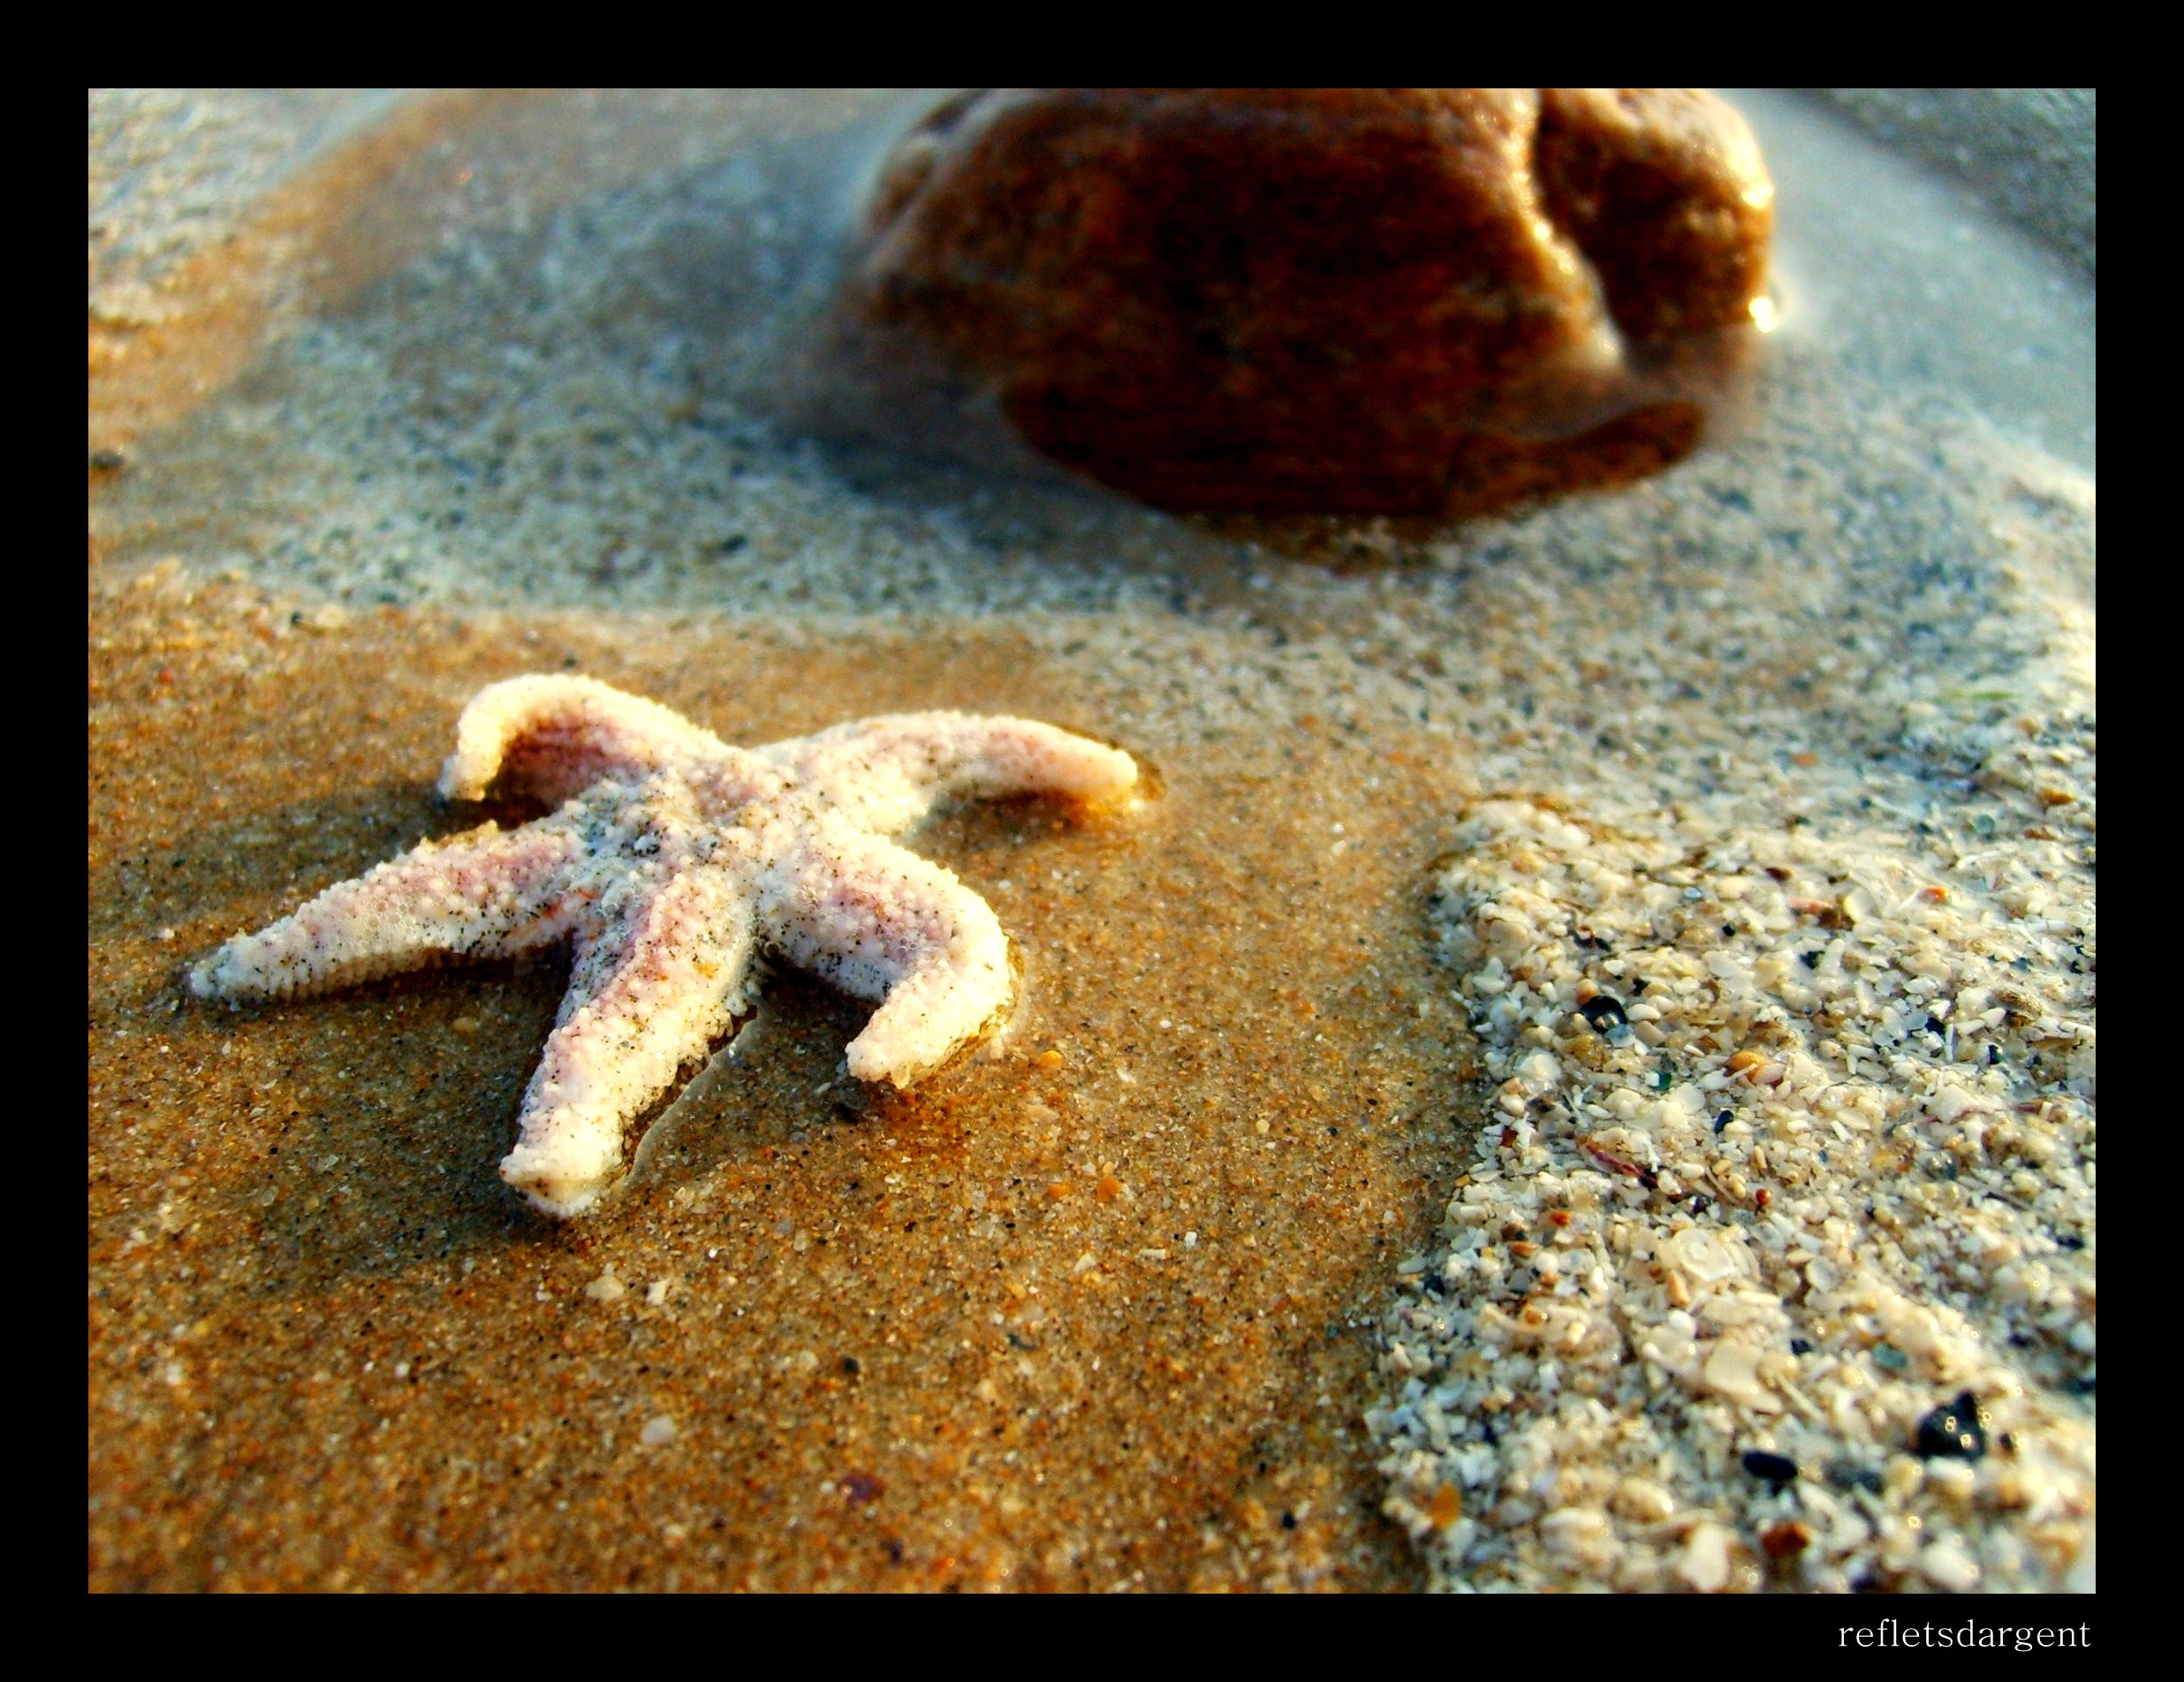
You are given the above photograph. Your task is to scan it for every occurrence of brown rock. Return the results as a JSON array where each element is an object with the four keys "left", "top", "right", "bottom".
[
  {"left": 1535, "top": 88, "right": 1774, "bottom": 342},
  {"left": 846, "top": 88, "right": 1772, "bottom": 516}
]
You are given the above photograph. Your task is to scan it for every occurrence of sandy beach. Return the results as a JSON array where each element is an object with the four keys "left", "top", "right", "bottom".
[{"left": 89, "top": 90, "right": 2092, "bottom": 1592}]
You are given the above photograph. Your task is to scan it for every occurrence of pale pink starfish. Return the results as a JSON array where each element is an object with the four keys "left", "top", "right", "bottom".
[{"left": 191, "top": 674, "right": 1140, "bottom": 1216}]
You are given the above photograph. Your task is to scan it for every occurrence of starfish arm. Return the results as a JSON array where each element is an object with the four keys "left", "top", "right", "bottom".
[
  {"left": 769, "top": 713, "right": 1139, "bottom": 835},
  {"left": 755, "top": 818, "right": 1013, "bottom": 1088},
  {"left": 499, "top": 866, "right": 758, "bottom": 1217},
  {"left": 438, "top": 674, "right": 763, "bottom": 807},
  {"left": 189, "top": 818, "right": 589, "bottom": 1003}
]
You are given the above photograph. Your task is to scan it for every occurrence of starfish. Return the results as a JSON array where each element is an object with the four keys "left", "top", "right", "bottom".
[{"left": 191, "top": 674, "right": 1140, "bottom": 1216}]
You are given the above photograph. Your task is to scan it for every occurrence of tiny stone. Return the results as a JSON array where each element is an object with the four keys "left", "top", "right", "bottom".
[
  {"left": 1920, "top": 1538, "right": 1981, "bottom": 1592},
  {"left": 1741, "top": 1449, "right": 1799, "bottom": 1484},
  {"left": 1579, "top": 995, "right": 1628, "bottom": 1034},
  {"left": 1829, "top": 1462, "right": 1884, "bottom": 1495},
  {"left": 1675, "top": 1522, "right": 1733, "bottom": 1593},
  {"left": 1915, "top": 1391, "right": 1990, "bottom": 1460}
]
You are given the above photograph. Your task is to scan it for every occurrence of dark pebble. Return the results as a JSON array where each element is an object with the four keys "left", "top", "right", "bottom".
[
  {"left": 1828, "top": 1461, "right": 1884, "bottom": 1494},
  {"left": 1790, "top": 1337, "right": 1813, "bottom": 1356},
  {"left": 841, "top": 1470, "right": 885, "bottom": 1505},
  {"left": 1578, "top": 996, "right": 1627, "bottom": 1033},
  {"left": 1915, "top": 1390, "right": 1989, "bottom": 1459},
  {"left": 1741, "top": 1449, "right": 1799, "bottom": 1483}
]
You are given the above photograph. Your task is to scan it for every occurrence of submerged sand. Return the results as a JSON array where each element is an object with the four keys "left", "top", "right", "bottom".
[{"left": 88, "top": 90, "right": 2092, "bottom": 1592}]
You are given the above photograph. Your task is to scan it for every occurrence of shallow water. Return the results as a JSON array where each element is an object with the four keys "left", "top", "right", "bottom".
[{"left": 1732, "top": 89, "right": 2093, "bottom": 473}]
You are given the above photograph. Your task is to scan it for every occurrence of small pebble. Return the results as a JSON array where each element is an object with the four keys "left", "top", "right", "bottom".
[
  {"left": 1578, "top": 995, "right": 1627, "bottom": 1034},
  {"left": 1828, "top": 1461, "right": 1884, "bottom": 1495},
  {"left": 1741, "top": 1449, "right": 1799, "bottom": 1484},
  {"left": 1915, "top": 1391, "right": 1989, "bottom": 1460},
  {"left": 1919, "top": 1538, "right": 1981, "bottom": 1591},
  {"left": 1675, "top": 1522, "right": 1733, "bottom": 1593}
]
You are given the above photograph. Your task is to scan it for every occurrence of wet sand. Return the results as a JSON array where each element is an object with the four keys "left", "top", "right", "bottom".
[{"left": 91, "top": 580, "right": 1491, "bottom": 1589}]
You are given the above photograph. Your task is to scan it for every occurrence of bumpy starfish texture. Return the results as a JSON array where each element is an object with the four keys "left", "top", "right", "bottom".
[{"left": 191, "top": 675, "right": 1140, "bottom": 1217}]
